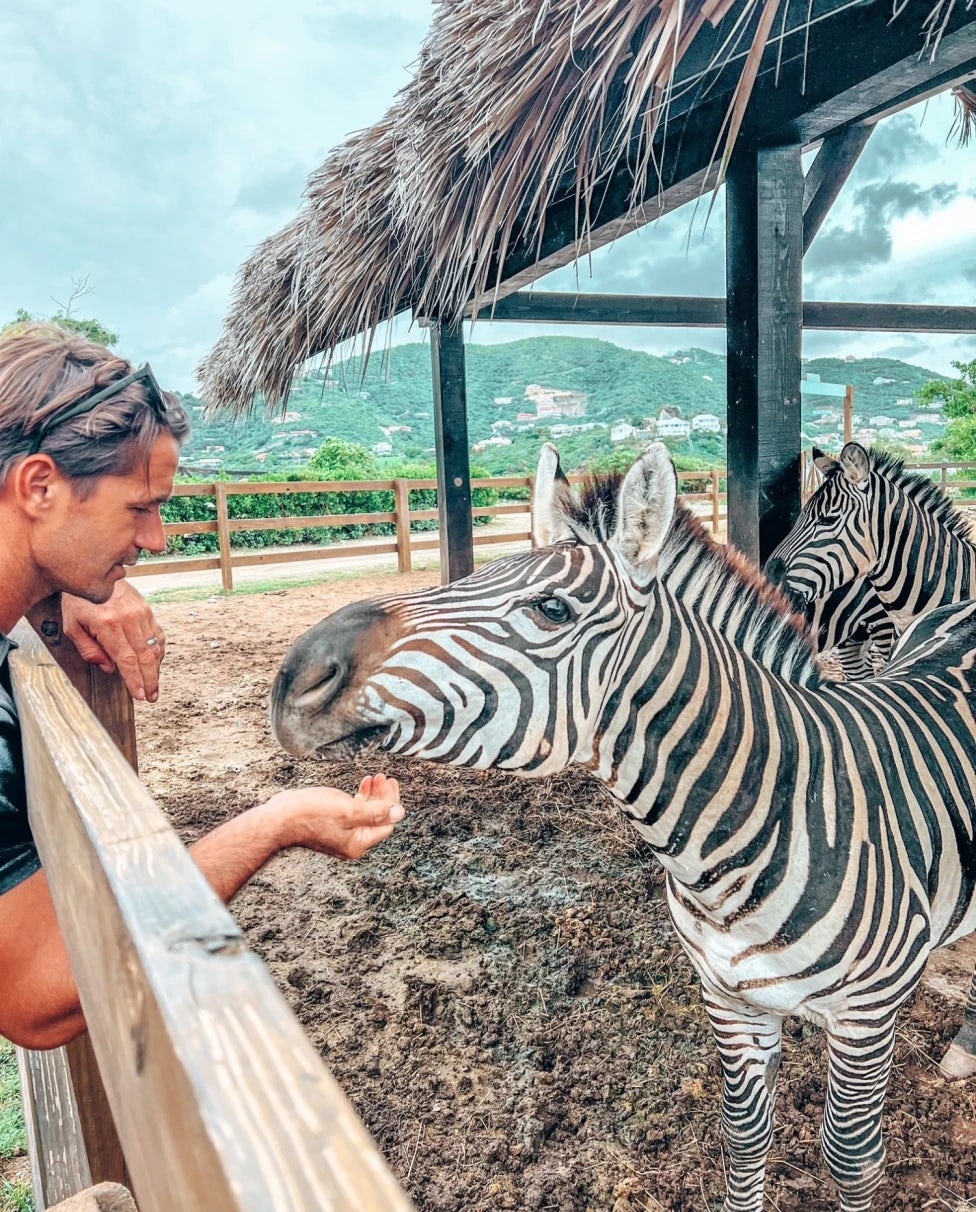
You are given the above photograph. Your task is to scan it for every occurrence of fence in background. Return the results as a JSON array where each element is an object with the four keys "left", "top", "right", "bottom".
[
  {"left": 128, "top": 470, "right": 728, "bottom": 591},
  {"left": 127, "top": 460, "right": 976, "bottom": 592}
]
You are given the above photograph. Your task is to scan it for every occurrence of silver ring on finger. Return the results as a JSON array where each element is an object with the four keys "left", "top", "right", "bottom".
[{"left": 145, "top": 636, "right": 160, "bottom": 649}]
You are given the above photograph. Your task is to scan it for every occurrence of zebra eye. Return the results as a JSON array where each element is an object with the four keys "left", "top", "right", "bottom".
[{"left": 535, "top": 596, "right": 574, "bottom": 624}]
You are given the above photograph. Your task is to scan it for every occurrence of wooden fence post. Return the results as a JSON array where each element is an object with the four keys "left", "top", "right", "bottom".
[
  {"left": 24, "top": 595, "right": 131, "bottom": 1200},
  {"left": 214, "top": 482, "right": 234, "bottom": 592},
  {"left": 710, "top": 470, "right": 721, "bottom": 534},
  {"left": 394, "top": 479, "right": 412, "bottom": 573}
]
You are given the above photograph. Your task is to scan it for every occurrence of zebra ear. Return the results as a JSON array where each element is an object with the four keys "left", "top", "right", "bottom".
[
  {"left": 612, "top": 443, "right": 677, "bottom": 571},
  {"left": 813, "top": 446, "right": 840, "bottom": 475},
  {"left": 839, "top": 442, "right": 871, "bottom": 487},
  {"left": 532, "top": 443, "right": 575, "bottom": 547}
]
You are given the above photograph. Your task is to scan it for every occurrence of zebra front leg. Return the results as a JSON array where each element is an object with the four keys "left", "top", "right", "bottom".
[
  {"left": 822, "top": 1021, "right": 897, "bottom": 1211},
  {"left": 703, "top": 991, "right": 783, "bottom": 1212},
  {"left": 939, "top": 967, "right": 976, "bottom": 1079}
]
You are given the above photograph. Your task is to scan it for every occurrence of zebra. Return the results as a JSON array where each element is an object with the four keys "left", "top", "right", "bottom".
[
  {"left": 271, "top": 442, "right": 976, "bottom": 1212},
  {"left": 766, "top": 440, "right": 976, "bottom": 1079},
  {"left": 764, "top": 442, "right": 976, "bottom": 637},
  {"left": 804, "top": 579, "right": 896, "bottom": 680}
]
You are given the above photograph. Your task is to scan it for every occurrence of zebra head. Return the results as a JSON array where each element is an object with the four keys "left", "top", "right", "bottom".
[
  {"left": 270, "top": 443, "right": 679, "bottom": 773},
  {"left": 764, "top": 442, "right": 877, "bottom": 607}
]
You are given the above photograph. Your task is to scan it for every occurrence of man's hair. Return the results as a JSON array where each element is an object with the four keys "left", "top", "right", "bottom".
[{"left": 0, "top": 322, "right": 191, "bottom": 496}]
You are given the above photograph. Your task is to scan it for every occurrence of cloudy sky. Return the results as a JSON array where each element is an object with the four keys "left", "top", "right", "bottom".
[{"left": 2, "top": 0, "right": 973, "bottom": 395}]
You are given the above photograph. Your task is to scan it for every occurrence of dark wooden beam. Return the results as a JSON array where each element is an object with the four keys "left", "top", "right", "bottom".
[
  {"left": 429, "top": 322, "right": 474, "bottom": 584},
  {"left": 802, "top": 301, "right": 976, "bottom": 333},
  {"left": 475, "top": 293, "right": 725, "bottom": 326},
  {"left": 726, "top": 142, "right": 804, "bottom": 568},
  {"left": 479, "top": 6, "right": 976, "bottom": 305},
  {"left": 475, "top": 292, "right": 976, "bottom": 334},
  {"left": 802, "top": 125, "right": 873, "bottom": 255}
]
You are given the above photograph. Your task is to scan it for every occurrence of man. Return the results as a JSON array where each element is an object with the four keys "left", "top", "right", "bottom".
[{"left": 0, "top": 323, "right": 404, "bottom": 1049}]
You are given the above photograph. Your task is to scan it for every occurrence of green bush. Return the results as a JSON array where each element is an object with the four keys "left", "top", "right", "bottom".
[{"left": 161, "top": 441, "right": 500, "bottom": 556}]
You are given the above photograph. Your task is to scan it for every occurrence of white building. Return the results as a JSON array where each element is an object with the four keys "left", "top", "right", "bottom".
[
  {"left": 658, "top": 417, "right": 692, "bottom": 439},
  {"left": 692, "top": 414, "right": 722, "bottom": 433},
  {"left": 869, "top": 415, "right": 896, "bottom": 427},
  {"left": 371, "top": 442, "right": 393, "bottom": 456},
  {"left": 611, "top": 421, "right": 637, "bottom": 442}
]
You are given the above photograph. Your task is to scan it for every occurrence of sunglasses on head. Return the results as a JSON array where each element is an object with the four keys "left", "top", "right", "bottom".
[{"left": 28, "top": 363, "right": 168, "bottom": 455}]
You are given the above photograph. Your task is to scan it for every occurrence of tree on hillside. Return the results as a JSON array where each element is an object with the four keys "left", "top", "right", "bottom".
[
  {"left": 926, "top": 360, "right": 976, "bottom": 463},
  {"left": 303, "top": 436, "right": 379, "bottom": 480},
  {"left": 3, "top": 277, "right": 119, "bottom": 347},
  {"left": 918, "top": 358, "right": 976, "bottom": 418},
  {"left": 3, "top": 307, "right": 119, "bottom": 348}
]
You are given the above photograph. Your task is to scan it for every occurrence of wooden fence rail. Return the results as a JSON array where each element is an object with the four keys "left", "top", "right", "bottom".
[
  {"left": 128, "top": 471, "right": 730, "bottom": 591},
  {"left": 10, "top": 608, "right": 414, "bottom": 1212},
  {"left": 127, "top": 459, "right": 976, "bottom": 591}
]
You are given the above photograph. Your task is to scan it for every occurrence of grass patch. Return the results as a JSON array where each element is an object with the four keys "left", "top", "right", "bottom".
[
  {"left": 0, "top": 1042, "right": 25, "bottom": 1162},
  {"left": 0, "top": 1040, "right": 31, "bottom": 1212}
]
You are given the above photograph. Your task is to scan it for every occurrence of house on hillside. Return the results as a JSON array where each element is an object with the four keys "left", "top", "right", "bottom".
[
  {"left": 658, "top": 417, "right": 692, "bottom": 439},
  {"left": 692, "top": 414, "right": 722, "bottom": 433},
  {"left": 611, "top": 421, "right": 636, "bottom": 443},
  {"left": 525, "top": 384, "right": 588, "bottom": 417}
]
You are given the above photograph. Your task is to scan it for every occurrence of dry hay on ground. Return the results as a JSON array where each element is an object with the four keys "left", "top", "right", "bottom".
[{"left": 137, "top": 572, "right": 976, "bottom": 1211}]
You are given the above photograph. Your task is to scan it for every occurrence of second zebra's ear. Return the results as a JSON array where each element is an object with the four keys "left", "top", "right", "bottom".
[
  {"left": 532, "top": 443, "right": 575, "bottom": 547},
  {"left": 612, "top": 443, "right": 677, "bottom": 573},
  {"left": 813, "top": 446, "right": 840, "bottom": 475},
  {"left": 839, "top": 442, "right": 871, "bottom": 488}
]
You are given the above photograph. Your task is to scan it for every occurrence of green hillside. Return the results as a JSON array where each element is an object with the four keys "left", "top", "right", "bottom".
[{"left": 179, "top": 336, "right": 951, "bottom": 475}]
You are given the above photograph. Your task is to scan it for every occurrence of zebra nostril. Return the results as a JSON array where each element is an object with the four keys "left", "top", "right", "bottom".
[{"left": 293, "top": 661, "right": 346, "bottom": 713}]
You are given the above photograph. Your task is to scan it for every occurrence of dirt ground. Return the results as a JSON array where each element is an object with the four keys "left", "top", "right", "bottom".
[{"left": 137, "top": 571, "right": 976, "bottom": 1212}]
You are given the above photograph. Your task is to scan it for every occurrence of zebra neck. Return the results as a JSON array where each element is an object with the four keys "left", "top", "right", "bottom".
[
  {"left": 600, "top": 593, "right": 802, "bottom": 896},
  {"left": 872, "top": 510, "right": 976, "bottom": 622}
]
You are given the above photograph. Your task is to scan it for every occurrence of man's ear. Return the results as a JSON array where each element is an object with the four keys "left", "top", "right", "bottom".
[{"left": 7, "top": 455, "right": 62, "bottom": 518}]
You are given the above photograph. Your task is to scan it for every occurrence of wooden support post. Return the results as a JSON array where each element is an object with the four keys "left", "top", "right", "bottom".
[
  {"left": 726, "top": 140, "right": 804, "bottom": 567},
  {"left": 844, "top": 385, "right": 855, "bottom": 445},
  {"left": 802, "top": 125, "right": 873, "bottom": 255},
  {"left": 711, "top": 469, "right": 721, "bottom": 534},
  {"left": 214, "top": 482, "right": 234, "bottom": 593},
  {"left": 429, "top": 321, "right": 474, "bottom": 584},
  {"left": 394, "top": 479, "right": 412, "bottom": 573}
]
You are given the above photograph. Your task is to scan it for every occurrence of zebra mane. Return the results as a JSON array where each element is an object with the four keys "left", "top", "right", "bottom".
[
  {"left": 554, "top": 473, "right": 621, "bottom": 543},
  {"left": 558, "top": 471, "right": 820, "bottom": 685},
  {"left": 865, "top": 447, "right": 975, "bottom": 543}
]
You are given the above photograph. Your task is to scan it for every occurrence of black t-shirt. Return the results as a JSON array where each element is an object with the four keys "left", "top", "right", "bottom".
[{"left": 0, "top": 635, "right": 40, "bottom": 895}]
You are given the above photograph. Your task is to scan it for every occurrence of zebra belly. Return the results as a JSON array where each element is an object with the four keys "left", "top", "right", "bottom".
[{"left": 665, "top": 885, "right": 936, "bottom": 1028}]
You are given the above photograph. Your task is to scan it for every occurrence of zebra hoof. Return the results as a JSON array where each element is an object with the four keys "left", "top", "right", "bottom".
[{"left": 939, "top": 1042, "right": 976, "bottom": 1080}]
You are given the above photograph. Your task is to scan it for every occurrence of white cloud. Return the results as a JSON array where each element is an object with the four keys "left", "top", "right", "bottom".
[{"left": 1, "top": 5, "right": 971, "bottom": 389}]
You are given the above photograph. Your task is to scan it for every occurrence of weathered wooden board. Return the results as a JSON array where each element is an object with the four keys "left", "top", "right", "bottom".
[{"left": 10, "top": 622, "right": 414, "bottom": 1212}]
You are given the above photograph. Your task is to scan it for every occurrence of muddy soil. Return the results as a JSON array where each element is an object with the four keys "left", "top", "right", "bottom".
[{"left": 137, "top": 571, "right": 976, "bottom": 1212}]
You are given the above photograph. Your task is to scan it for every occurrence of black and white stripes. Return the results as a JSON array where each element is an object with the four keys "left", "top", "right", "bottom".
[{"left": 271, "top": 443, "right": 976, "bottom": 1212}]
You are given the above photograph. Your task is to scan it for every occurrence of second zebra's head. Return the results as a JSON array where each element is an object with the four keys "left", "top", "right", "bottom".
[
  {"left": 270, "top": 443, "right": 679, "bottom": 773},
  {"left": 764, "top": 442, "right": 877, "bottom": 607}
]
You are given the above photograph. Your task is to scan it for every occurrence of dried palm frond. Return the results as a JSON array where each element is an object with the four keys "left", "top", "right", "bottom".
[
  {"left": 950, "top": 81, "right": 976, "bottom": 146},
  {"left": 199, "top": 0, "right": 971, "bottom": 416}
]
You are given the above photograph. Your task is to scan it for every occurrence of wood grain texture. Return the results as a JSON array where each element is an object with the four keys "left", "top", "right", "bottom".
[
  {"left": 430, "top": 322, "right": 474, "bottom": 584},
  {"left": 10, "top": 622, "right": 414, "bottom": 1212},
  {"left": 17, "top": 1047, "right": 93, "bottom": 1210}
]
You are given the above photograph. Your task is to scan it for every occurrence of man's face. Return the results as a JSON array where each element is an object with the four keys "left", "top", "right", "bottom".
[{"left": 35, "top": 434, "right": 180, "bottom": 603}]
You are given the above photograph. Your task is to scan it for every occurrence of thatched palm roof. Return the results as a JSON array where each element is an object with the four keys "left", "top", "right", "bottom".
[{"left": 200, "top": 0, "right": 972, "bottom": 414}]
